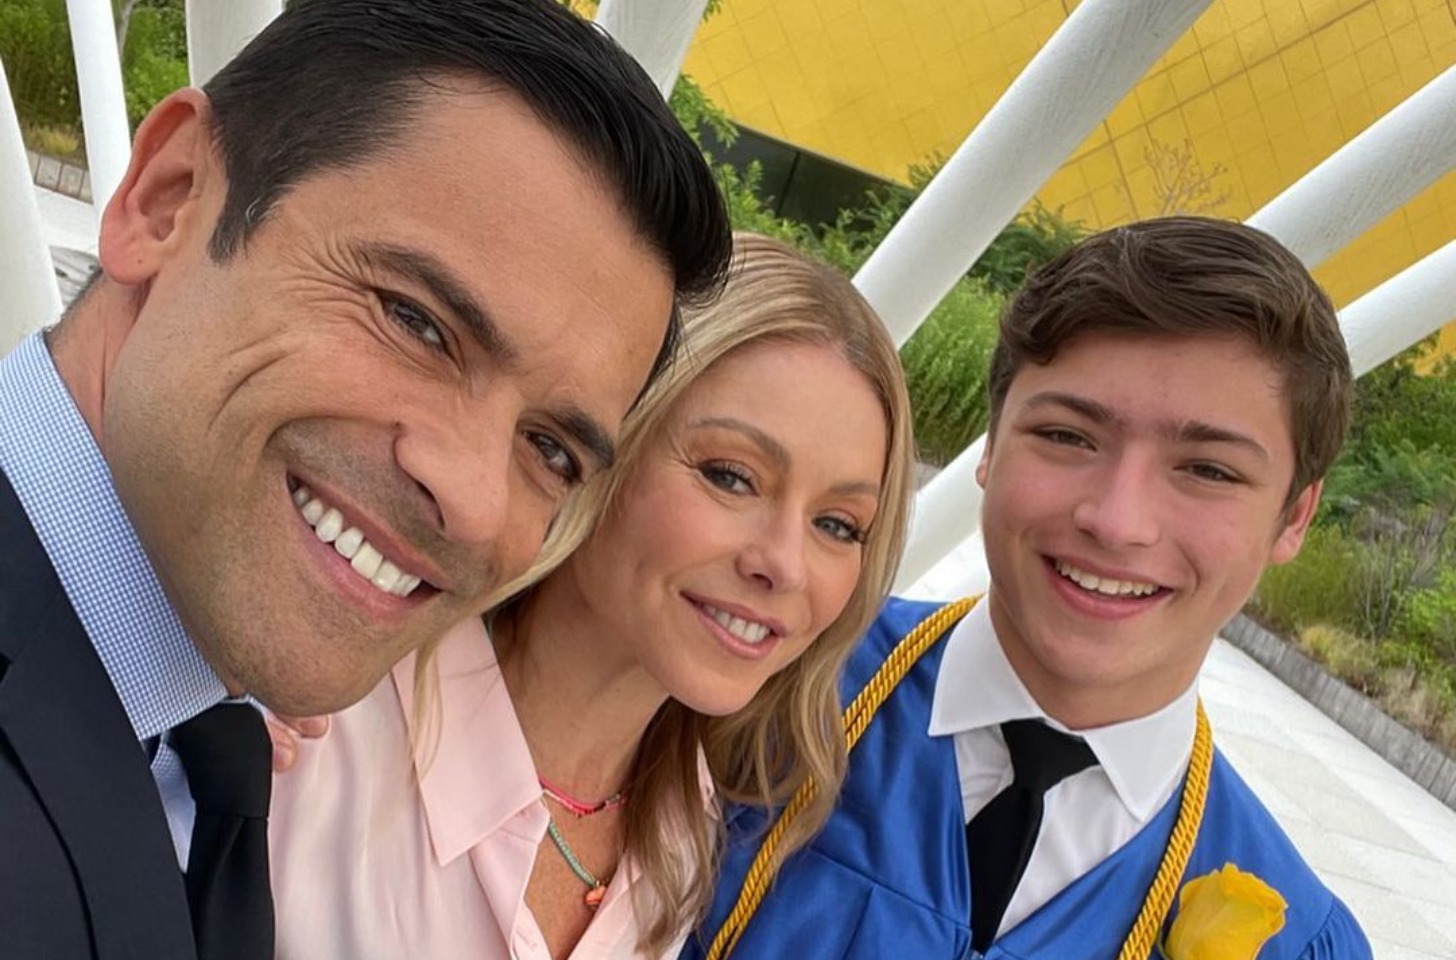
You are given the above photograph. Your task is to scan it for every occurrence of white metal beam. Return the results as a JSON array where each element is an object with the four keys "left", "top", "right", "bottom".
[
  {"left": 1248, "top": 67, "right": 1456, "bottom": 268},
  {"left": 186, "top": 0, "right": 283, "bottom": 88},
  {"left": 1, "top": 61, "right": 63, "bottom": 354},
  {"left": 854, "top": 0, "right": 1215, "bottom": 347},
  {"left": 1342, "top": 240, "right": 1456, "bottom": 378},
  {"left": 594, "top": 0, "right": 711, "bottom": 100},
  {"left": 64, "top": 0, "right": 130, "bottom": 217}
]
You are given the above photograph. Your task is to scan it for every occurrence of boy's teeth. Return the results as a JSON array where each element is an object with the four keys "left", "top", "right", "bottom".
[
  {"left": 292, "top": 485, "right": 424, "bottom": 598},
  {"left": 704, "top": 603, "right": 772, "bottom": 644},
  {"left": 1054, "top": 560, "right": 1158, "bottom": 598}
]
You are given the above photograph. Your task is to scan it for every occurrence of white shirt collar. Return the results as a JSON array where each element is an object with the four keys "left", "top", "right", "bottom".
[{"left": 928, "top": 595, "right": 1198, "bottom": 822}]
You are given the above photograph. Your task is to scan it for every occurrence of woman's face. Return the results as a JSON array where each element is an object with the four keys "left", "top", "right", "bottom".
[{"left": 563, "top": 338, "right": 889, "bottom": 716}]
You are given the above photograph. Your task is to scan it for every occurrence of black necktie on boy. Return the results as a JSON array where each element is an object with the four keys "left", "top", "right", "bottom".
[{"left": 965, "top": 718, "right": 1099, "bottom": 952}]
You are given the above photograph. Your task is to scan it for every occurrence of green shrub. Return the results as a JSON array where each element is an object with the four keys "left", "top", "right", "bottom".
[
  {"left": 1253, "top": 524, "right": 1363, "bottom": 634},
  {"left": 898, "top": 280, "right": 1003, "bottom": 465},
  {"left": 1297, "top": 624, "right": 1380, "bottom": 692},
  {"left": 1398, "top": 566, "right": 1456, "bottom": 663}
]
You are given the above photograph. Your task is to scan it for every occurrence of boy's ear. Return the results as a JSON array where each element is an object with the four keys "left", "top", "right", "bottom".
[
  {"left": 97, "top": 87, "right": 218, "bottom": 285},
  {"left": 1270, "top": 480, "right": 1322, "bottom": 565}
]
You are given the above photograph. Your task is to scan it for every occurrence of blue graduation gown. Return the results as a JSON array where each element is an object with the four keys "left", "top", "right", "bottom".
[{"left": 682, "top": 598, "right": 1371, "bottom": 960}]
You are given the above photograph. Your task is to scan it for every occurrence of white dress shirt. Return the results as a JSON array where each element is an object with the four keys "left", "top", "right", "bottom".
[{"left": 928, "top": 598, "right": 1198, "bottom": 936}]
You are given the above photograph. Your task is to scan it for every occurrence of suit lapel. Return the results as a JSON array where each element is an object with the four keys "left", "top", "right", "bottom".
[{"left": 0, "top": 471, "right": 197, "bottom": 960}]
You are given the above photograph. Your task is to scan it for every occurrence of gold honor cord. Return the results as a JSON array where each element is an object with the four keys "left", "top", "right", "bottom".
[
  {"left": 704, "top": 598, "right": 1216, "bottom": 960},
  {"left": 1116, "top": 701, "right": 1213, "bottom": 960},
  {"left": 705, "top": 598, "right": 977, "bottom": 960}
]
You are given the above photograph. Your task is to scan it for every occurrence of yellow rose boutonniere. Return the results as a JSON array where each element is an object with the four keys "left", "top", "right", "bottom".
[{"left": 1161, "top": 863, "right": 1288, "bottom": 960}]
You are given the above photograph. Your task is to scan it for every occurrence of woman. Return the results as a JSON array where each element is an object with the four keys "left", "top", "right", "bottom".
[{"left": 268, "top": 234, "right": 916, "bottom": 959}]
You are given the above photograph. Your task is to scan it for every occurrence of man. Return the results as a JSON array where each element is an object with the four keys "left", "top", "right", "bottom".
[
  {"left": 0, "top": 1, "right": 730, "bottom": 957},
  {"left": 687, "top": 218, "right": 1371, "bottom": 959}
]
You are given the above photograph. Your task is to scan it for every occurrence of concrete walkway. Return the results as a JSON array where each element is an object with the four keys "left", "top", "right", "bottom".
[
  {"left": 907, "top": 536, "right": 1456, "bottom": 958},
  {"left": 1203, "top": 639, "right": 1456, "bottom": 959}
]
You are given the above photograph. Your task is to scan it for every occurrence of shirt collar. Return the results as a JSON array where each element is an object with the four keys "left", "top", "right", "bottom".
[
  {"left": 929, "top": 592, "right": 1198, "bottom": 822},
  {"left": 0, "top": 332, "right": 226, "bottom": 740},
  {"left": 395, "top": 618, "right": 543, "bottom": 868}
]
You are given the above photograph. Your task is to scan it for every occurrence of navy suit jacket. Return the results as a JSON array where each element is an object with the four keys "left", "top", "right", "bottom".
[{"left": 0, "top": 469, "right": 197, "bottom": 959}]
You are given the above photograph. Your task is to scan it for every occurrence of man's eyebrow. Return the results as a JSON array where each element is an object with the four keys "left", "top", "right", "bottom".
[
  {"left": 692, "top": 417, "right": 790, "bottom": 468},
  {"left": 554, "top": 408, "right": 616, "bottom": 473},
  {"left": 354, "top": 240, "right": 519, "bottom": 364}
]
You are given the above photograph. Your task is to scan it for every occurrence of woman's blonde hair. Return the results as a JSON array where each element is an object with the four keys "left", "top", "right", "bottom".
[{"left": 421, "top": 233, "right": 915, "bottom": 952}]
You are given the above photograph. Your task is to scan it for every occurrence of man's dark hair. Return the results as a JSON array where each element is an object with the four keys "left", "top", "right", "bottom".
[
  {"left": 988, "top": 216, "right": 1353, "bottom": 506},
  {"left": 202, "top": 0, "right": 732, "bottom": 377}
]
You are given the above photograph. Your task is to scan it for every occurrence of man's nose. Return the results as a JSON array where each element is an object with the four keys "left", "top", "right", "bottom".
[{"left": 393, "top": 404, "right": 516, "bottom": 550}]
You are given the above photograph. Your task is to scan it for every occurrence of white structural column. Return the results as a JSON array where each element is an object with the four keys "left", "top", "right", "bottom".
[
  {"left": 854, "top": 0, "right": 1214, "bottom": 347},
  {"left": 1342, "top": 239, "right": 1456, "bottom": 377},
  {"left": 65, "top": 0, "right": 130, "bottom": 215},
  {"left": 1, "top": 61, "right": 63, "bottom": 353},
  {"left": 186, "top": 0, "right": 283, "bottom": 87},
  {"left": 1248, "top": 67, "right": 1456, "bottom": 267},
  {"left": 594, "top": 0, "right": 711, "bottom": 99}
]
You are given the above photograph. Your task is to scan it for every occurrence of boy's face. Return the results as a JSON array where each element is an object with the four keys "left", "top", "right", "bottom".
[{"left": 977, "top": 331, "right": 1320, "bottom": 728}]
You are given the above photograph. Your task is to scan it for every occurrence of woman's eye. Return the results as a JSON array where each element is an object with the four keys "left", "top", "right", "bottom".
[
  {"left": 527, "top": 431, "right": 581, "bottom": 485},
  {"left": 383, "top": 295, "right": 446, "bottom": 350},
  {"left": 816, "top": 515, "right": 867, "bottom": 545},
  {"left": 700, "top": 462, "right": 754, "bottom": 494}
]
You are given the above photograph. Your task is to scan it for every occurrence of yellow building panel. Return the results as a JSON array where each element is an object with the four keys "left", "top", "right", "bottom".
[
  {"left": 1313, "top": 17, "right": 1355, "bottom": 69},
  {"left": 687, "top": 0, "right": 1456, "bottom": 340},
  {"left": 1203, "top": 35, "right": 1247, "bottom": 86},
  {"left": 1236, "top": 16, "right": 1279, "bottom": 65},
  {"left": 1341, "top": 1, "right": 1388, "bottom": 42},
  {"left": 1281, "top": 36, "right": 1326, "bottom": 85}
]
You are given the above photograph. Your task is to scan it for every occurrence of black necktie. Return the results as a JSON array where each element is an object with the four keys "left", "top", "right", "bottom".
[
  {"left": 169, "top": 703, "right": 275, "bottom": 960},
  {"left": 965, "top": 719, "right": 1098, "bottom": 952}
]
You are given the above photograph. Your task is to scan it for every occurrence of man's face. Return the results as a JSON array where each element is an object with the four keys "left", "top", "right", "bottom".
[
  {"left": 976, "top": 332, "right": 1319, "bottom": 727},
  {"left": 99, "top": 85, "right": 674, "bottom": 714}
]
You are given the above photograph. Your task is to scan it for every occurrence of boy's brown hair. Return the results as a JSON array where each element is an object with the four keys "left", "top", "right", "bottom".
[{"left": 987, "top": 216, "right": 1353, "bottom": 506}]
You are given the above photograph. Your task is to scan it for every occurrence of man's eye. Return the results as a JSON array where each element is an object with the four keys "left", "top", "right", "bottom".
[
  {"left": 699, "top": 462, "right": 754, "bottom": 495},
  {"left": 527, "top": 431, "right": 581, "bottom": 485},
  {"left": 383, "top": 295, "right": 445, "bottom": 349}
]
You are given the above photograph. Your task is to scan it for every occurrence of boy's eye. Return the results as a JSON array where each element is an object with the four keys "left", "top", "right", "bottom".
[
  {"left": 1187, "top": 462, "right": 1240, "bottom": 484},
  {"left": 1037, "top": 427, "right": 1092, "bottom": 448}
]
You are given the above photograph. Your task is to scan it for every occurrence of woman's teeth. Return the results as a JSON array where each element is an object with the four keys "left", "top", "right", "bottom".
[
  {"left": 292, "top": 485, "right": 423, "bottom": 598},
  {"left": 700, "top": 602, "right": 772, "bottom": 644},
  {"left": 1054, "top": 559, "right": 1159, "bottom": 598}
]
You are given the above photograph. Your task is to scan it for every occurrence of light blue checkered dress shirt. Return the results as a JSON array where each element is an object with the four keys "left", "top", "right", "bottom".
[{"left": 0, "top": 331, "right": 228, "bottom": 864}]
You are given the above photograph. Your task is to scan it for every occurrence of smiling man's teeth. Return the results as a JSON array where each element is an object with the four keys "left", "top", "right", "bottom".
[
  {"left": 292, "top": 485, "right": 423, "bottom": 598},
  {"left": 702, "top": 603, "right": 772, "bottom": 644},
  {"left": 1054, "top": 559, "right": 1159, "bottom": 598}
]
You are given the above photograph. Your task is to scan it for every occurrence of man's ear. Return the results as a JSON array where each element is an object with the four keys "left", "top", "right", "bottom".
[
  {"left": 97, "top": 88, "right": 218, "bottom": 285},
  {"left": 1270, "top": 480, "right": 1322, "bottom": 565}
]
